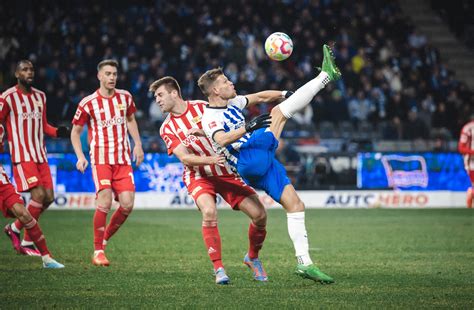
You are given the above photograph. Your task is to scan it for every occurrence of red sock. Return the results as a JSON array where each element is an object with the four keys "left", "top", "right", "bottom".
[
  {"left": 104, "top": 207, "right": 131, "bottom": 242},
  {"left": 24, "top": 219, "right": 50, "bottom": 256},
  {"left": 21, "top": 200, "right": 44, "bottom": 242},
  {"left": 248, "top": 222, "right": 267, "bottom": 259},
  {"left": 93, "top": 208, "right": 108, "bottom": 251},
  {"left": 202, "top": 221, "right": 223, "bottom": 271}
]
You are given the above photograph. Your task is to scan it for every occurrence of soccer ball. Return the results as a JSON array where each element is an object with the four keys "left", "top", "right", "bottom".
[{"left": 264, "top": 32, "right": 293, "bottom": 61}]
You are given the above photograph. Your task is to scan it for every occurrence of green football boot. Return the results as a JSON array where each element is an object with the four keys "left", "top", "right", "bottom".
[
  {"left": 295, "top": 264, "right": 335, "bottom": 284},
  {"left": 320, "top": 44, "right": 342, "bottom": 81}
]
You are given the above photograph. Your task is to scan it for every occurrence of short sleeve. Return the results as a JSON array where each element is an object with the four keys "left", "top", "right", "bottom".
[
  {"left": 72, "top": 104, "right": 90, "bottom": 126},
  {"left": 126, "top": 94, "right": 137, "bottom": 116},
  {"left": 0, "top": 97, "right": 10, "bottom": 121},
  {"left": 160, "top": 128, "right": 182, "bottom": 156},
  {"left": 202, "top": 110, "right": 225, "bottom": 142},
  {"left": 228, "top": 95, "right": 248, "bottom": 110}
]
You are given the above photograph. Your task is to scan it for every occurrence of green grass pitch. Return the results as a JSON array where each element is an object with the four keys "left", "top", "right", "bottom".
[{"left": 0, "top": 209, "right": 472, "bottom": 308}]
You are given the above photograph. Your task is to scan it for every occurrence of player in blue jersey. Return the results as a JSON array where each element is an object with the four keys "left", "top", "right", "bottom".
[{"left": 199, "top": 45, "right": 341, "bottom": 284}]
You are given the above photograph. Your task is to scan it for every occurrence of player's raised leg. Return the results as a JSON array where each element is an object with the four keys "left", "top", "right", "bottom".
[
  {"left": 238, "top": 195, "right": 268, "bottom": 282},
  {"left": 270, "top": 44, "right": 341, "bottom": 140},
  {"left": 279, "top": 184, "right": 334, "bottom": 284}
]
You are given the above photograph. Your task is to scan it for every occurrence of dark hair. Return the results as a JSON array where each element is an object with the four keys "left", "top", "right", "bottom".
[
  {"left": 197, "top": 67, "right": 223, "bottom": 97},
  {"left": 149, "top": 76, "right": 182, "bottom": 98}
]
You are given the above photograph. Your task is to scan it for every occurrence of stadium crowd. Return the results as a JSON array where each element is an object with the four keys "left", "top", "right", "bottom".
[{"left": 0, "top": 0, "right": 472, "bottom": 147}]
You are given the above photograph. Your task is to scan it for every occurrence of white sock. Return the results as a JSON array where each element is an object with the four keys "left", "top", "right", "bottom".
[
  {"left": 287, "top": 212, "right": 313, "bottom": 266},
  {"left": 94, "top": 250, "right": 104, "bottom": 256},
  {"left": 278, "top": 71, "right": 330, "bottom": 118},
  {"left": 11, "top": 223, "right": 21, "bottom": 233},
  {"left": 103, "top": 240, "right": 108, "bottom": 246},
  {"left": 21, "top": 240, "right": 34, "bottom": 247}
]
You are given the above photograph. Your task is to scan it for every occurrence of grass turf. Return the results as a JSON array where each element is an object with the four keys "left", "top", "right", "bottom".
[{"left": 0, "top": 209, "right": 472, "bottom": 308}]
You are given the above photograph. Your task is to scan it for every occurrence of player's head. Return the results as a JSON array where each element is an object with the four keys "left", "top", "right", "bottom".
[
  {"left": 198, "top": 68, "right": 236, "bottom": 101},
  {"left": 149, "top": 76, "right": 182, "bottom": 113},
  {"left": 15, "top": 60, "right": 34, "bottom": 87},
  {"left": 97, "top": 59, "right": 118, "bottom": 91}
]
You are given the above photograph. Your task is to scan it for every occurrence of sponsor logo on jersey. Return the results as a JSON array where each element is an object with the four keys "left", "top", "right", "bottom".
[
  {"left": 98, "top": 116, "right": 126, "bottom": 128},
  {"left": 20, "top": 111, "right": 42, "bottom": 120},
  {"left": 182, "top": 134, "right": 197, "bottom": 147}
]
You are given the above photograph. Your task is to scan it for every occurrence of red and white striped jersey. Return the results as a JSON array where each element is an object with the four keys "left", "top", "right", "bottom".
[
  {"left": 0, "top": 86, "right": 57, "bottom": 164},
  {"left": 459, "top": 120, "right": 474, "bottom": 171},
  {"left": 72, "top": 89, "right": 137, "bottom": 165},
  {"left": 160, "top": 100, "right": 234, "bottom": 186}
]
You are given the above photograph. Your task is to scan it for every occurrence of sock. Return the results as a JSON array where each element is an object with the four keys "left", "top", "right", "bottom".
[
  {"left": 24, "top": 219, "right": 50, "bottom": 256},
  {"left": 19, "top": 200, "right": 44, "bottom": 243},
  {"left": 278, "top": 71, "right": 330, "bottom": 118},
  {"left": 248, "top": 222, "right": 267, "bottom": 259},
  {"left": 202, "top": 221, "right": 223, "bottom": 271},
  {"left": 93, "top": 207, "right": 109, "bottom": 251},
  {"left": 11, "top": 222, "right": 21, "bottom": 233},
  {"left": 104, "top": 207, "right": 132, "bottom": 242},
  {"left": 287, "top": 212, "right": 313, "bottom": 266}
]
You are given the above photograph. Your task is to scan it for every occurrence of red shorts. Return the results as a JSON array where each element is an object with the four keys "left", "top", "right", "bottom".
[
  {"left": 92, "top": 164, "right": 135, "bottom": 196},
  {"left": 187, "top": 175, "right": 256, "bottom": 210},
  {"left": 13, "top": 162, "right": 53, "bottom": 192},
  {"left": 0, "top": 182, "right": 24, "bottom": 218}
]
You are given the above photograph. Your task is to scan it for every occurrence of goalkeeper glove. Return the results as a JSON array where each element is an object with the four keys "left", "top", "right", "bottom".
[
  {"left": 245, "top": 113, "right": 271, "bottom": 133},
  {"left": 282, "top": 90, "right": 294, "bottom": 98},
  {"left": 56, "top": 126, "right": 71, "bottom": 138}
]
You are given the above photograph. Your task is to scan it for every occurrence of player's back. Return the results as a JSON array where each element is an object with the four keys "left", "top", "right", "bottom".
[
  {"left": 160, "top": 100, "right": 234, "bottom": 185},
  {"left": 1, "top": 86, "right": 48, "bottom": 163}
]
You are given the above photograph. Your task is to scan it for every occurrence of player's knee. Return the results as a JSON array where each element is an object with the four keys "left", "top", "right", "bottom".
[
  {"left": 15, "top": 205, "right": 33, "bottom": 223},
  {"left": 31, "top": 188, "right": 46, "bottom": 203},
  {"left": 252, "top": 209, "right": 267, "bottom": 226},
  {"left": 201, "top": 206, "right": 217, "bottom": 221},
  {"left": 119, "top": 193, "right": 135, "bottom": 209}
]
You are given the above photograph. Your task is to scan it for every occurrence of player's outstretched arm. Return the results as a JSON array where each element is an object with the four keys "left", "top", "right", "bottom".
[
  {"left": 245, "top": 90, "right": 292, "bottom": 107},
  {"left": 173, "top": 144, "right": 225, "bottom": 167},
  {"left": 213, "top": 114, "right": 272, "bottom": 147},
  {"left": 71, "top": 124, "right": 88, "bottom": 173},
  {"left": 126, "top": 114, "right": 144, "bottom": 166}
]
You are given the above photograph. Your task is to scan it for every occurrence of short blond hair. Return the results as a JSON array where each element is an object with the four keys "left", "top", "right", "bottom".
[
  {"left": 97, "top": 59, "right": 119, "bottom": 71},
  {"left": 149, "top": 76, "right": 182, "bottom": 98},
  {"left": 197, "top": 67, "right": 224, "bottom": 97}
]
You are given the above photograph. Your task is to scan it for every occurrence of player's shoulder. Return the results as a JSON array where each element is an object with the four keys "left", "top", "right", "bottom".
[
  {"left": 159, "top": 114, "right": 173, "bottom": 135},
  {"left": 31, "top": 87, "right": 46, "bottom": 97},
  {"left": 228, "top": 95, "right": 248, "bottom": 107},
  {"left": 115, "top": 88, "right": 133, "bottom": 98},
  {"left": 1, "top": 86, "right": 18, "bottom": 98},
  {"left": 463, "top": 121, "right": 474, "bottom": 132},
  {"left": 78, "top": 91, "right": 100, "bottom": 108},
  {"left": 188, "top": 99, "right": 208, "bottom": 106}
]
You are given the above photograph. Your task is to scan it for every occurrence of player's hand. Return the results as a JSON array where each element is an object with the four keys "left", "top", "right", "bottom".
[
  {"left": 245, "top": 113, "right": 272, "bottom": 133},
  {"left": 187, "top": 128, "right": 206, "bottom": 137},
  {"left": 76, "top": 157, "right": 89, "bottom": 173},
  {"left": 56, "top": 126, "right": 71, "bottom": 138},
  {"left": 133, "top": 145, "right": 144, "bottom": 166},
  {"left": 213, "top": 154, "right": 226, "bottom": 167}
]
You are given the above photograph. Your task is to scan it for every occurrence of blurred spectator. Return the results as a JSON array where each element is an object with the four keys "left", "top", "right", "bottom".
[{"left": 403, "top": 108, "right": 429, "bottom": 140}]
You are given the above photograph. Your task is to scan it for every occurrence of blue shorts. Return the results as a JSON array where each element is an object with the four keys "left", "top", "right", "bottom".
[{"left": 237, "top": 128, "right": 291, "bottom": 202}]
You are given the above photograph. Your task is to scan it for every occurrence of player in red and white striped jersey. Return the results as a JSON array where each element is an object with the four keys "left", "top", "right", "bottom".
[
  {"left": 150, "top": 77, "right": 268, "bottom": 284},
  {"left": 0, "top": 60, "right": 70, "bottom": 256},
  {"left": 0, "top": 124, "right": 64, "bottom": 268},
  {"left": 71, "top": 59, "right": 144, "bottom": 267},
  {"left": 458, "top": 115, "right": 474, "bottom": 208}
]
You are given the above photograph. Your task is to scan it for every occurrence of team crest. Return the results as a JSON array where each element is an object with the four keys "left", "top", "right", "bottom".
[
  {"left": 192, "top": 116, "right": 201, "bottom": 124},
  {"left": 117, "top": 103, "right": 126, "bottom": 110}
]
